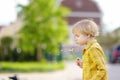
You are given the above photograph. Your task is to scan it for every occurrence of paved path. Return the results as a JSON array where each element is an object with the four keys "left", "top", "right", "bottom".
[
  {"left": 0, "top": 61, "right": 120, "bottom": 80},
  {"left": 107, "top": 63, "right": 120, "bottom": 80}
]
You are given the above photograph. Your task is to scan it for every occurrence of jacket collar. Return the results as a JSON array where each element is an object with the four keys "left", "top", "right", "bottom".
[{"left": 83, "top": 39, "right": 97, "bottom": 54}]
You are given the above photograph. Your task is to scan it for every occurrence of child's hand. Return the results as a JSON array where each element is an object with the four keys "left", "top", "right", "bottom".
[{"left": 76, "top": 57, "right": 82, "bottom": 68}]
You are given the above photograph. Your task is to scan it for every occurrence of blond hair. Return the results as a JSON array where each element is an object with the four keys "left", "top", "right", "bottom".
[{"left": 72, "top": 19, "right": 99, "bottom": 37}]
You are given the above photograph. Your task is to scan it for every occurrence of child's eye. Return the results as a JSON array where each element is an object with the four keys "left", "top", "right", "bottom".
[{"left": 75, "top": 35, "right": 79, "bottom": 37}]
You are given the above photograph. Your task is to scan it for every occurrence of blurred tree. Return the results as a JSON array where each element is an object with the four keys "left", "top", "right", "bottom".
[
  {"left": 0, "top": 37, "right": 13, "bottom": 61},
  {"left": 113, "top": 27, "right": 120, "bottom": 40},
  {"left": 18, "top": 0, "right": 70, "bottom": 61},
  {"left": 97, "top": 27, "right": 120, "bottom": 50}
]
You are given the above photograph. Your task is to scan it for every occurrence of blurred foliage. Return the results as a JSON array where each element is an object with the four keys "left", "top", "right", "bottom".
[
  {"left": 0, "top": 44, "right": 63, "bottom": 62},
  {"left": 0, "top": 37, "right": 13, "bottom": 61},
  {"left": 0, "top": 62, "right": 64, "bottom": 72},
  {"left": 0, "top": 36, "right": 63, "bottom": 62},
  {"left": 1, "top": 37, "right": 13, "bottom": 47},
  {"left": 17, "top": 0, "right": 70, "bottom": 61},
  {"left": 97, "top": 27, "right": 120, "bottom": 50}
]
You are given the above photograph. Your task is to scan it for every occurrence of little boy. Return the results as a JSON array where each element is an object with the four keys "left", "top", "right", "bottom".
[{"left": 72, "top": 19, "right": 108, "bottom": 80}]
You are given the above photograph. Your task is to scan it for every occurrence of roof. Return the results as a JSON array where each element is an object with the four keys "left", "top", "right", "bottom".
[{"left": 62, "top": 0, "right": 101, "bottom": 12}]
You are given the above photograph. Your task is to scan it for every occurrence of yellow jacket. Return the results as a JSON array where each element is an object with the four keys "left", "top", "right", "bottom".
[{"left": 82, "top": 39, "right": 108, "bottom": 80}]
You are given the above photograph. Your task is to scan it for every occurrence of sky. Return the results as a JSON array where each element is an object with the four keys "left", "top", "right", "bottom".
[
  {"left": 0, "top": 0, "right": 28, "bottom": 25},
  {"left": 94, "top": 0, "right": 120, "bottom": 32},
  {"left": 0, "top": 0, "right": 120, "bottom": 32}
]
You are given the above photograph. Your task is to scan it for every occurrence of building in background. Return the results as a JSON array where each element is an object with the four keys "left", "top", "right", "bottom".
[
  {"left": 62, "top": 0, "right": 102, "bottom": 25},
  {"left": 0, "top": 26, "right": 4, "bottom": 32},
  {"left": 0, "top": 18, "right": 22, "bottom": 38}
]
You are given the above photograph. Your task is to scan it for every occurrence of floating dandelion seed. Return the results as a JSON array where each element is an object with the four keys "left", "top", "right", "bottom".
[
  {"left": 69, "top": 48, "right": 78, "bottom": 58},
  {"left": 61, "top": 48, "right": 78, "bottom": 58}
]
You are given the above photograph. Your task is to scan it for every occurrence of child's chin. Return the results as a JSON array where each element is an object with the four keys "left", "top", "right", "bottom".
[
  {"left": 79, "top": 44, "right": 83, "bottom": 46},
  {"left": 79, "top": 43, "right": 84, "bottom": 46},
  {"left": 76, "top": 42, "right": 83, "bottom": 46},
  {"left": 75, "top": 41, "right": 78, "bottom": 44}
]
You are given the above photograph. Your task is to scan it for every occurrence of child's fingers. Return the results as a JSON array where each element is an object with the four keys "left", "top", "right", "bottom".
[
  {"left": 76, "top": 60, "right": 81, "bottom": 64},
  {"left": 76, "top": 57, "right": 81, "bottom": 61},
  {"left": 76, "top": 61, "right": 81, "bottom": 66},
  {"left": 76, "top": 57, "right": 82, "bottom": 66},
  {"left": 76, "top": 59, "right": 81, "bottom": 64}
]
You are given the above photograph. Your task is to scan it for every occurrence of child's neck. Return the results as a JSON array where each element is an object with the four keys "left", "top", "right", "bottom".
[{"left": 86, "top": 37, "right": 95, "bottom": 45}]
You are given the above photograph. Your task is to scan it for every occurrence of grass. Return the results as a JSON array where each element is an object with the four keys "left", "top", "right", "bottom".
[{"left": 0, "top": 61, "right": 65, "bottom": 73}]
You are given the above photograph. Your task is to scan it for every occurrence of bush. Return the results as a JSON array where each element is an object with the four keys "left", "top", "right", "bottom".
[{"left": 0, "top": 62, "right": 65, "bottom": 72}]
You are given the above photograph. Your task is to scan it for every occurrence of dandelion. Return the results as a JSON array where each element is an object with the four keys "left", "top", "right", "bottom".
[
  {"left": 69, "top": 48, "right": 77, "bottom": 58},
  {"left": 61, "top": 48, "right": 78, "bottom": 58}
]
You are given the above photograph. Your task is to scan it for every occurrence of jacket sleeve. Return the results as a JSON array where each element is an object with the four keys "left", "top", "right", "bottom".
[{"left": 89, "top": 47, "right": 107, "bottom": 80}]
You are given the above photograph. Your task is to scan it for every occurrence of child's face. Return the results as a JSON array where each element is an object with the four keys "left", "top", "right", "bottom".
[{"left": 74, "top": 33, "right": 88, "bottom": 46}]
